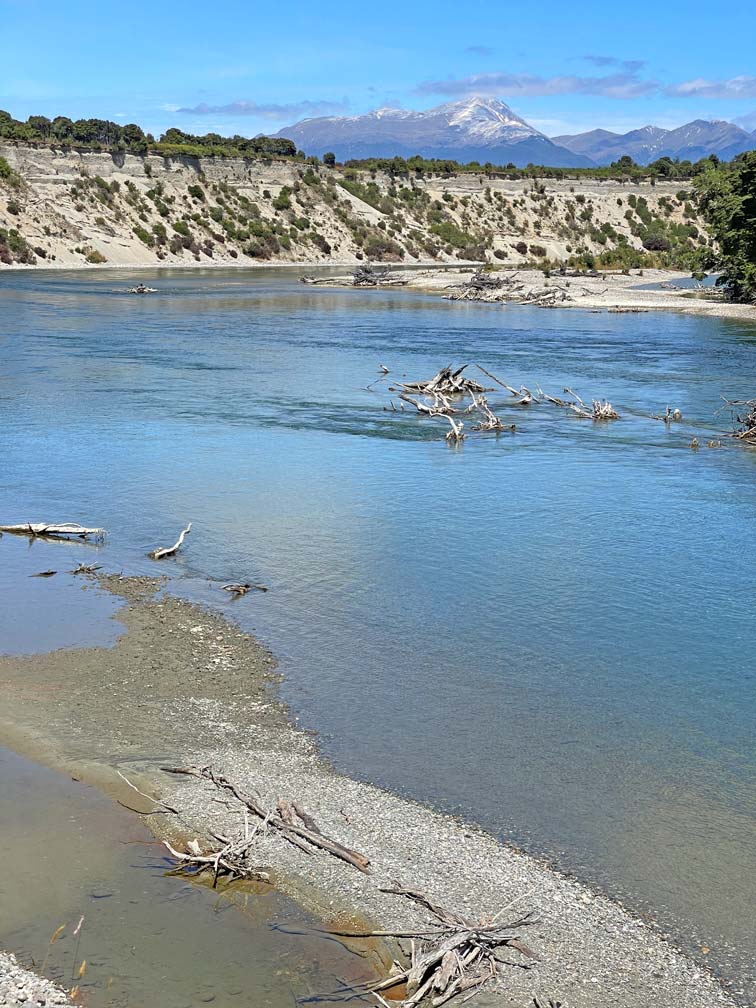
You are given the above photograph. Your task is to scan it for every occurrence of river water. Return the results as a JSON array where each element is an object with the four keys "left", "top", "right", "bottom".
[{"left": 1, "top": 267, "right": 755, "bottom": 999}]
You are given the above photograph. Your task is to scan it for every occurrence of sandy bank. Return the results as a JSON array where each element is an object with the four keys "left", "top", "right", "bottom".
[
  {"left": 0, "top": 573, "right": 739, "bottom": 1008},
  {"left": 309, "top": 266, "right": 756, "bottom": 323}
]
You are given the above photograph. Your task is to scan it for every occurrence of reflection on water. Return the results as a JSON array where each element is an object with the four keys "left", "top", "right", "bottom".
[
  {"left": 1, "top": 267, "right": 755, "bottom": 997},
  {"left": 0, "top": 748, "right": 377, "bottom": 1008}
]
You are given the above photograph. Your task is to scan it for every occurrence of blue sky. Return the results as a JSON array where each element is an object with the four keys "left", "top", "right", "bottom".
[{"left": 1, "top": 0, "right": 756, "bottom": 137}]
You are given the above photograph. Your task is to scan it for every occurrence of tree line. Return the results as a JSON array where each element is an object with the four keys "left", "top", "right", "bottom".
[{"left": 0, "top": 111, "right": 299, "bottom": 160}]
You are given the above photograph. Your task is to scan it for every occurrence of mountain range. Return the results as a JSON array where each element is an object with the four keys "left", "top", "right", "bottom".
[
  {"left": 276, "top": 97, "right": 593, "bottom": 168},
  {"left": 554, "top": 120, "right": 756, "bottom": 165},
  {"left": 277, "top": 96, "right": 756, "bottom": 168}
]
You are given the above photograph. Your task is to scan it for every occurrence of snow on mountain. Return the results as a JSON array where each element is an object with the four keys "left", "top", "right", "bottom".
[{"left": 276, "top": 97, "right": 593, "bottom": 168}]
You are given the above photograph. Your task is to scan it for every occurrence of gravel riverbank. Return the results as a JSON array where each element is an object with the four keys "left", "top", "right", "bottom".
[
  {"left": 0, "top": 573, "right": 742, "bottom": 1008},
  {"left": 0, "top": 953, "right": 69, "bottom": 1007}
]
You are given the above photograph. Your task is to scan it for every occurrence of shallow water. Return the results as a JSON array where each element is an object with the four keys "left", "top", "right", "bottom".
[
  {"left": 1, "top": 267, "right": 755, "bottom": 999},
  {"left": 0, "top": 747, "right": 378, "bottom": 1008}
]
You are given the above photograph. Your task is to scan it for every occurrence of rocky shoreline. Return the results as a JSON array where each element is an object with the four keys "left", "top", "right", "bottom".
[
  {"left": 0, "top": 572, "right": 742, "bottom": 1008},
  {"left": 0, "top": 953, "right": 69, "bottom": 1008}
]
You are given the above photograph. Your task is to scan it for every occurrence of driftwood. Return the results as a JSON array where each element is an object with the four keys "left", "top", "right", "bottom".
[
  {"left": 307, "top": 888, "right": 538, "bottom": 1008},
  {"left": 444, "top": 417, "right": 465, "bottom": 443},
  {"left": 70, "top": 563, "right": 102, "bottom": 575},
  {"left": 353, "top": 264, "right": 391, "bottom": 287},
  {"left": 0, "top": 522, "right": 105, "bottom": 540},
  {"left": 222, "top": 582, "right": 268, "bottom": 596},
  {"left": 721, "top": 397, "right": 756, "bottom": 443},
  {"left": 467, "top": 392, "right": 513, "bottom": 433},
  {"left": 149, "top": 523, "right": 191, "bottom": 560},
  {"left": 394, "top": 366, "right": 489, "bottom": 399},
  {"left": 161, "top": 765, "right": 371, "bottom": 874}
]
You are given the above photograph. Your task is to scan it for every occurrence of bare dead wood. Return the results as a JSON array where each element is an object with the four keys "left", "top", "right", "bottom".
[
  {"left": 161, "top": 765, "right": 371, "bottom": 873},
  {"left": 0, "top": 522, "right": 105, "bottom": 540},
  {"left": 70, "top": 563, "right": 103, "bottom": 575},
  {"left": 720, "top": 396, "right": 756, "bottom": 442},
  {"left": 149, "top": 522, "right": 192, "bottom": 560},
  {"left": 307, "top": 887, "right": 538, "bottom": 1008}
]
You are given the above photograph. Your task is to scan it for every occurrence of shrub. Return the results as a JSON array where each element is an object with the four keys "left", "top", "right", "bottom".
[
  {"left": 529, "top": 244, "right": 547, "bottom": 258},
  {"left": 133, "top": 224, "right": 154, "bottom": 246},
  {"left": 187, "top": 183, "right": 205, "bottom": 201},
  {"left": 6, "top": 199, "right": 20, "bottom": 215},
  {"left": 172, "top": 219, "right": 191, "bottom": 237},
  {"left": 85, "top": 248, "right": 107, "bottom": 263},
  {"left": 272, "top": 186, "right": 292, "bottom": 211}
]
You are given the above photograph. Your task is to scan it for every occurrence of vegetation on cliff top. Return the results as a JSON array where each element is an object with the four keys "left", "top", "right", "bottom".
[{"left": 0, "top": 108, "right": 736, "bottom": 182}]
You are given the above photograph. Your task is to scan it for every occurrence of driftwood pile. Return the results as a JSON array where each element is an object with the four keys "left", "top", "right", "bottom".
[
  {"left": 444, "top": 270, "right": 613, "bottom": 308},
  {"left": 160, "top": 765, "right": 371, "bottom": 879},
  {"left": 143, "top": 766, "right": 539, "bottom": 1007},
  {"left": 383, "top": 363, "right": 620, "bottom": 441},
  {"left": 353, "top": 263, "right": 391, "bottom": 287},
  {"left": 725, "top": 397, "right": 756, "bottom": 443},
  {"left": 312, "top": 887, "right": 538, "bottom": 1008}
]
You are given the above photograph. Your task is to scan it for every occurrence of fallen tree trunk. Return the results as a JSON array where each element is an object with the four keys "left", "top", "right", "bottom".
[{"left": 0, "top": 522, "right": 105, "bottom": 539}]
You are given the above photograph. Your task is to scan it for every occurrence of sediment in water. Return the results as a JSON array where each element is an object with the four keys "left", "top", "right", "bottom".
[{"left": 0, "top": 573, "right": 741, "bottom": 1008}]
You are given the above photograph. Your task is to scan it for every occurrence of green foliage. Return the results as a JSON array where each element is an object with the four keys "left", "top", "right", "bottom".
[
  {"left": 0, "top": 225, "right": 35, "bottom": 263},
  {"left": 429, "top": 220, "right": 474, "bottom": 249},
  {"left": 84, "top": 247, "right": 107, "bottom": 263},
  {"left": 272, "top": 185, "right": 292, "bottom": 210},
  {"left": 695, "top": 151, "right": 756, "bottom": 303},
  {"left": 0, "top": 155, "right": 18, "bottom": 184},
  {"left": 133, "top": 224, "right": 154, "bottom": 246},
  {"left": 187, "top": 183, "right": 205, "bottom": 201}
]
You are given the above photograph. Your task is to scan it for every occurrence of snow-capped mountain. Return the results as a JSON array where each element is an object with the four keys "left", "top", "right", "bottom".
[
  {"left": 276, "top": 97, "right": 594, "bottom": 167},
  {"left": 554, "top": 120, "right": 756, "bottom": 165}
]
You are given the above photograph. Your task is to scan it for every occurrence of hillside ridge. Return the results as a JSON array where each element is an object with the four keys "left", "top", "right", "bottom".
[{"left": 1, "top": 143, "right": 709, "bottom": 271}]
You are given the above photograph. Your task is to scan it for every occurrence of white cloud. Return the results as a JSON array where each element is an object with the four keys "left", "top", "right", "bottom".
[
  {"left": 178, "top": 98, "right": 349, "bottom": 121},
  {"left": 416, "top": 71, "right": 658, "bottom": 99},
  {"left": 665, "top": 75, "right": 756, "bottom": 99}
]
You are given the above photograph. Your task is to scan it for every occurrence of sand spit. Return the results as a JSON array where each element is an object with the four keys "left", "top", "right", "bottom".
[
  {"left": 307, "top": 266, "right": 756, "bottom": 322},
  {"left": 0, "top": 574, "right": 739, "bottom": 1008}
]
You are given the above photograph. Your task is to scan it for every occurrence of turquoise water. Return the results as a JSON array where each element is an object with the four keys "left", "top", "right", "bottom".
[{"left": 1, "top": 267, "right": 755, "bottom": 998}]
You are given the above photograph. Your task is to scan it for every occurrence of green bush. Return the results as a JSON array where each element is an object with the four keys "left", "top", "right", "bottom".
[{"left": 133, "top": 224, "right": 154, "bottom": 246}]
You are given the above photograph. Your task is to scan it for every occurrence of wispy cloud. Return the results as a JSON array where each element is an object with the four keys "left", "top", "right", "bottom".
[
  {"left": 416, "top": 71, "right": 657, "bottom": 99},
  {"left": 733, "top": 109, "right": 756, "bottom": 131},
  {"left": 465, "top": 45, "right": 494, "bottom": 57},
  {"left": 584, "top": 55, "right": 646, "bottom": 72},
  {"left": 177, "top": 98, "right": 349, "bottom": 120},
  {"left": 665, "top": 75, "right": 756, "bottom": 99}
]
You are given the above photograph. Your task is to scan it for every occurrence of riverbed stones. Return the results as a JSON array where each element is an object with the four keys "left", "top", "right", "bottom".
[{"left": 0, "top": 953, "right": 69, "bottom": 1007}]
